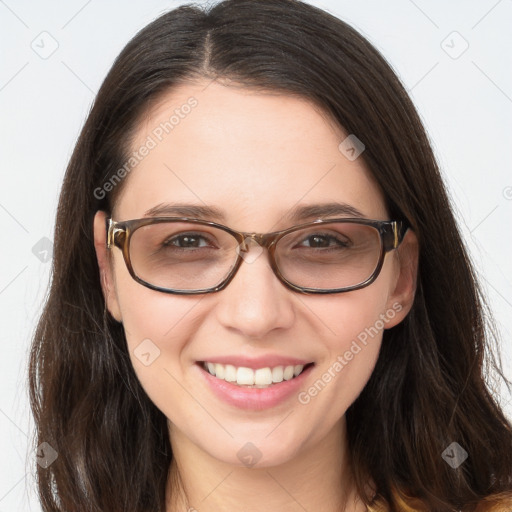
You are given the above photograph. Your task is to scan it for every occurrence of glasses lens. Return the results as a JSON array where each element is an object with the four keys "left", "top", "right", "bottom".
[
  {"left": 127, "top": 221, "right": 383, "bottom": 292},
  {"left": 275, "top": 222, "right": 382, "bottom": 290},
  {"left": 129, "top": 222, "right": 239, "bottom": 291}
]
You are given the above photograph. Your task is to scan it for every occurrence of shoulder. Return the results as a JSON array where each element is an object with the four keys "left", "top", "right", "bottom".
[{"left": 473, "top": 492, "right": 512, "bottom": 512}]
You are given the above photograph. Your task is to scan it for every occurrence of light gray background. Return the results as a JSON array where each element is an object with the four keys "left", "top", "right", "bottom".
[{"left": 1, "top": 0, "right": 511, "bottom": 509}]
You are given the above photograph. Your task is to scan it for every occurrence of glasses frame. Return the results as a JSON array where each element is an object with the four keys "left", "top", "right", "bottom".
[{"left": 106, "top": 216, "right": 409, "bottom": 295}]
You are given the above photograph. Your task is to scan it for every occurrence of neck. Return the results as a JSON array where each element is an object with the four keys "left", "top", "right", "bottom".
[{"left": 165, "top": 417, "right": 367, "bottom": 512}]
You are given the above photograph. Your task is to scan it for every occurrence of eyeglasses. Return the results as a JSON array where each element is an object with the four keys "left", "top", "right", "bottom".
[{"left": 106, "top": 216, "right": 408, "bottom": 295}]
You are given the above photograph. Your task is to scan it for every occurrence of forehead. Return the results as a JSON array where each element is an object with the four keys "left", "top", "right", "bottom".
[{"left": 113, "top": 80, "right": 387, "bottom": 230}]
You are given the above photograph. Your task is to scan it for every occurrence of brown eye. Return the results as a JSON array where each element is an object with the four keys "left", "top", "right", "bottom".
[
  {"left": 163, "top": 233, "right": 215, "bottom": 249},
  {"left": 295, "top": 233, "right": 350, "bottom": 249}
]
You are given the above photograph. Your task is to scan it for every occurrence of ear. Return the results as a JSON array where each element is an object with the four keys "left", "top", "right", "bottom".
[
  {"left": 93, "top": 210, "right": 122, "bottom": 322},
  {"left": 384, "top": 229, "right": 419, "bottom": 329}
]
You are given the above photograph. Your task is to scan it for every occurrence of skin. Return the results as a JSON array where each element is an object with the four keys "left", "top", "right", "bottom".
[{"left": 93, "top": 80, "right": 418, "bottom": 511}]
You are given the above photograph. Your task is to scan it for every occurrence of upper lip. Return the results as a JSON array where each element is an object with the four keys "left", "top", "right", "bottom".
[{"left": 198, "top": 355, "right": 313, "bottom": 369}]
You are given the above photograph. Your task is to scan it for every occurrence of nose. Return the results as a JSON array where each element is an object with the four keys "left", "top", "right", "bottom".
[{"left": 214, "top": 241, "right": 295, "bottom": 339}]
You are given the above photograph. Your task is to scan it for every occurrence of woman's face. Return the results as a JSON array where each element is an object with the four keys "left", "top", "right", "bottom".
[{"left": 94, "top": 80, "right": 416, "bottom": 468}]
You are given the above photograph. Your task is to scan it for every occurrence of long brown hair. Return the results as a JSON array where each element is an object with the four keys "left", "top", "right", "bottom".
[{"left": 29, "top": 1, "right": 512, "bottom": 510}]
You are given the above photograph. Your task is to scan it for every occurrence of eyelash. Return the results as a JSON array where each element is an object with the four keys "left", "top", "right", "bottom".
[
  {"left": 294, "top": 233, "right": 350, "bottom": 249},
  {"left": 163, "top": 233, "right": 215, "bottom": 249}
]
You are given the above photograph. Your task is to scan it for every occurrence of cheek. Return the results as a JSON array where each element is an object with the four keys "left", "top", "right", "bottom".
[
  {"left": 297, "top": 274, "right": 395, "bottom": 418},
  {"left": 310, "top": 268, "right": 393, "bottom": 355},
  {"left": 118, "top": 290, "right": 207, "bottom": 424},
  {"left": 111, "top": 250, "right": 198, "bottom": 347},
  {"left": 111, "top": 263, "right": 202, "bottom": 393}
]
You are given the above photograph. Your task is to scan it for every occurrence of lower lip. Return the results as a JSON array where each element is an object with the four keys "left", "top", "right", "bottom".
[{"left": 196, "top": 363, "right": 314, "bottom": 411}]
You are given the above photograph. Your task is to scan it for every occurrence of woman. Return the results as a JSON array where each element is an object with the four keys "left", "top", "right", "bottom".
[{"left": 29, "top": 0, "right": 512, "bottom": 510}]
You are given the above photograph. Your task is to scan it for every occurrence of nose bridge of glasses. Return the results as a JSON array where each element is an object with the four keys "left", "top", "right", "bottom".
[
  {"left": 237, "top": 231, "right": 279, "bottom": 253},
  {"left": 238, "top": 233, "right": 266, "bottom": 252}
]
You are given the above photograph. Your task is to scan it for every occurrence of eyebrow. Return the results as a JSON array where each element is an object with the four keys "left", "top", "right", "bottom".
[{"left": 143, "top": 201, "right": 366, "bottom": 223}]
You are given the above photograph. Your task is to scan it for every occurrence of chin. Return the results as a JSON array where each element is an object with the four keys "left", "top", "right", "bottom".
[{"left": 201, "top": 429, "right": 308, "bottom": 469}]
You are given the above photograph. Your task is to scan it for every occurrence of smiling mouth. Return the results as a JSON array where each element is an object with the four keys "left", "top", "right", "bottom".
[{"left": 198, "top": 361, "right": 315, "bottom": 388}]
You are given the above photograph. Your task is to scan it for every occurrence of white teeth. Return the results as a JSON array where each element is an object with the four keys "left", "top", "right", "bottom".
[
  {"left": 215, "top": 363, "right": 225, "bottom": 379},
  {"left": 224, "top": 364, "right": 237, "bottom": 382},
  {"left": 202, "top": 362, "right": 306, "bottom": 387},
  {"left": 283, "top": 365, "right": 294, "bottom": 380},
  {"left": 272, "top": 366, "right": 284, "bottom": 383},
  {"left": 254, "top": 368, "right": 273, "bottom": 386},
  {"left": 236, "top": 367, "right": 255, "bottom": 385}
]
